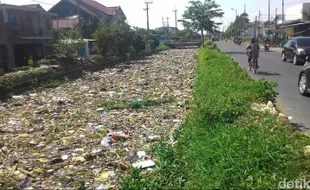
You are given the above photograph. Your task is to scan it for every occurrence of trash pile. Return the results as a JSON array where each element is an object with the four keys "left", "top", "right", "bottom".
[
  {"left": 251, "top": 101, "right": 291, "bottom": 120},
  {"left": 0, "top": 49, "right": 197, "bottom": 189}
]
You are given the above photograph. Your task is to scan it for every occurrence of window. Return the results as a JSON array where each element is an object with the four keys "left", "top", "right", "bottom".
[{"left": 297, "top": 38, "right": 310, "bottom": 47}]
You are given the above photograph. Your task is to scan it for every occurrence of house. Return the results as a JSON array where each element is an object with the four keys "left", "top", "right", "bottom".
[
  {"left": 49, "top": 0, "right": 126, "bottom": 30},
  {"left": 0, "top": 3, "right": 57, "bottom": 72},
  {"left": 154, "top": 26, "right": 179, "bottom": 36}
]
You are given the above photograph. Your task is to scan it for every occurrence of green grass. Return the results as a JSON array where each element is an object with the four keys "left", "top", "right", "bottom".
[
  {"left": 121, "top": 41, "right": 310, "bottom": 189},
  {"left": 155, "top": 44, "right": 170, "bottom": 51}
]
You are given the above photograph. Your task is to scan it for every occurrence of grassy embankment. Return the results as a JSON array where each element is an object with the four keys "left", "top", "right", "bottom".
[{"left": 121, "top": 41, "right": 310, "bottom": 189}]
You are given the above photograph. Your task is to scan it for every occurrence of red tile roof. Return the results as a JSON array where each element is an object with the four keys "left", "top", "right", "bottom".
[
  {"left": 68, "top": 0, "right": 98, "bottom": 17},
  {"left": 80, "top": 0, "right": 119, "bottom": 16},
  {"left": 49, "top": 0, "right": 120, "bottom": 18}
]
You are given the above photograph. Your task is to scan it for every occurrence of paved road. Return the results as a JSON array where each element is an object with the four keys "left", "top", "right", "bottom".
[{"left": 217, "top": 41, "right": 310, "bottom": 132}]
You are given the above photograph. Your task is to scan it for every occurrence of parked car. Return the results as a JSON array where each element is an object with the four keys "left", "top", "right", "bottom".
[
  {"left": 298, "top": 56, "right": 310, "bottom": 95},
  {"left": 281, "top": 36, "right": 310, "bottom": 65}
]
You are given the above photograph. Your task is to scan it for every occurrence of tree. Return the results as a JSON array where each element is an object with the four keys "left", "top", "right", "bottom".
[
  {"left": 181, "top": 0, "right": 224, "bottom": 46},
  {"left": 53, "top": 29, "right": 84, "bottom": 57},
  {"left": 93, "top": 21, "right": 160, "bottom": 59},
  {"left": 223, "top": 13, "right": 250, "bottom": 39},
  {"left": 235, "top": 13, "right": 249, "bottom": 34},
  {"left": 82, "top": 17, "right": 101, "bottom": 39}
]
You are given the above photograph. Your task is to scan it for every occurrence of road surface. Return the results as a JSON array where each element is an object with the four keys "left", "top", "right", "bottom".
[{"left": 217, "top": 41, "right": 310, "bottom": 132}]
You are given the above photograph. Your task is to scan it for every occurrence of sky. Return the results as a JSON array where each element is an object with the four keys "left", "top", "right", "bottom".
[{"left": 1, "top": 0, "right": 308, "bottom": 31}]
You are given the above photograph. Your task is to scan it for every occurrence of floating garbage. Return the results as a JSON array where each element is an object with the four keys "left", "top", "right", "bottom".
[{"left": 0, "top": 49, "right": 196, "bottom": 189}]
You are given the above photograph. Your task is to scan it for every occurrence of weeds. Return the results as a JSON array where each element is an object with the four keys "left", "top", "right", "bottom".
[{"left": 155, "top": 44, "right": 170, "bottom": 52}]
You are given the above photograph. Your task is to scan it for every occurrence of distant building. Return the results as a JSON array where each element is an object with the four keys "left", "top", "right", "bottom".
[
  {"left": 49, "top": 0, "right": 126, "bottom": 30},
  {"left": 154, "top": 26, "right": 179, "bottom": 36}
]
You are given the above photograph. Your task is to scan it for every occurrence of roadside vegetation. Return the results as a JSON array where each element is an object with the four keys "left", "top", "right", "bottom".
[{"left": 121, "top": 41, "right": 310, "bottom": 189}]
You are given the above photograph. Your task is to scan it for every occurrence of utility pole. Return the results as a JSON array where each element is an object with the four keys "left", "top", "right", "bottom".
[
  {"left": 231, "top": 8, "right": 237, "bottom": 17},
  {"left": 77, "top": 0, "right": 83, "bottom": 37},
  {"left": 166, "top": 17, "right": 170, "bottom": 40},
  {"left": 244, "top": 4, "right": 246, "bottom": 13},
  {"left": 268, "top": 0, "right": 270, "bottom": 23},
  {"left": 162, "top": 17, "right": 165, "bottom": 30},
  {"left": 144, "top": 1, "right": 153, "bottom": 34},
  {"left": 254, "top": 16, "right": 257, "bottom": 38},
  {"left": 221, "top": 20, "right": 224, "bottom": 32},
  {"left": 282, "top": 0, "right": 284, "bottom": 24},
  {"left": 258, "top": 10, "right": 261, "bottom": 39},
  {"left": 172, "top": 8, "right": 178, "bottom": 36}
]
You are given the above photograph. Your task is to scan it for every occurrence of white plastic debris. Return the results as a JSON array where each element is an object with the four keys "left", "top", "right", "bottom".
[
  {"left": 61, "top": 155, "right": 69, "bottom": 160},
  {"left": 132, "top": 160, "right": 155, "bottom": 169},
  {"left": 267, "top": 101, "right": 273, "bottom": 108},
  {"left": 137, "top": 151, "right": 146, "bottom": 158},
  {"left": 12, "top": 95, "right": 24, "bottom": 99},
  {"left": 96, "top": 108, "right": 105, "bottom": 112},
  {"left": 96, "top": 184, "right": 107, "bottom": 190}
]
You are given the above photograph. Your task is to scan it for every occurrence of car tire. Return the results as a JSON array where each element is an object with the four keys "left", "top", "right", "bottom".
[
  {"left": 281, "top": 52, "right": 287, "bottom": 61},
  {"left": 299, "top": 73, "right": 308, "bottom": 96},
  {"left": 293, "top": 54, "right": 300, "bottom": 65}
]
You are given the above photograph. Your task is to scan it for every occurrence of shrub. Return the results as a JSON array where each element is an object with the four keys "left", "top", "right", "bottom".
[
  {"left": 94, "top": 22, "right": 159, "bottom": 59},
  {"left": 53, "top": 29, "right": 84, "bottom": 57}
]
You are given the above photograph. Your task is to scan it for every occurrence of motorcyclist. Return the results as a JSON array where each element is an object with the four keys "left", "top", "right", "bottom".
[
  {"left": 246, "top": 36, "right": 260, "bottom": 67},
  {"left": 264, "top": 37, "right": 270, "bottom": 46}
]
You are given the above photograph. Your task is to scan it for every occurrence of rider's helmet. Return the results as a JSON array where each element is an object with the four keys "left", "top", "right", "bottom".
[{"left": 250, "top": 36, "right": 255, "bottom": 42}]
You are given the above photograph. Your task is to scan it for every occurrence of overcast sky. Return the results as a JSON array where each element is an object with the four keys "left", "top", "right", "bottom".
[{"left": 1, "top": 0, "right": 307, "bottom": 30}]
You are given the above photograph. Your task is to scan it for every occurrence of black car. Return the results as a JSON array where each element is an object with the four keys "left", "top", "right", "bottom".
[
  {"left": 281, "top": 37, "right": 310, "bottom": 65},
  {"left": 298, "top": 56, "right": 310, "bottom": 95}
]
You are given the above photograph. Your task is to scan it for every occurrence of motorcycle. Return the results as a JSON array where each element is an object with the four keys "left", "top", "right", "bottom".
[
  {"left": 264, "top": 42, "right": 270, "bottom": 52},
  {"left": 233, "top": 38, "right": 242, "bottom": 45}
]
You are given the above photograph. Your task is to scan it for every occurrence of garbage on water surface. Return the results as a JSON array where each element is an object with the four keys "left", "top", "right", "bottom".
[{"left": 0, "top": 49, "right": 196, "bottom": 189}]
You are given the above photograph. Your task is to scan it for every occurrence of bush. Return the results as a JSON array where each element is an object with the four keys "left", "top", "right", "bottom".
[
  {"left": 94, "top": 22, "right": 159, "bottom": 59},
  {"left": 0, "top": 68, "right": 57, "bottom": 97},
  {"left": 0, "top": 77, "right": 13, "bottom": 96}
]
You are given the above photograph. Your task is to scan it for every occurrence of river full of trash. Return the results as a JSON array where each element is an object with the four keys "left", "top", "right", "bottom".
[{"left": 0, "top": 49, "right": 197, "bottom": 189}]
